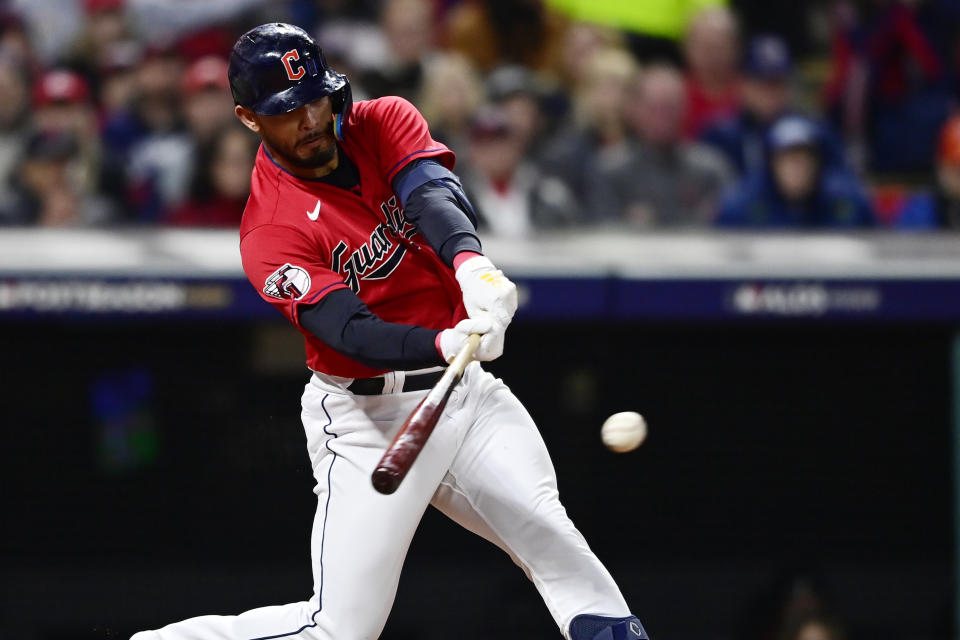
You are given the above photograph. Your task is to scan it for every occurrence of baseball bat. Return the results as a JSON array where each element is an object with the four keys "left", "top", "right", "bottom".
[{"left": 371, "top": 333, "right": 482, "bottom": 495}]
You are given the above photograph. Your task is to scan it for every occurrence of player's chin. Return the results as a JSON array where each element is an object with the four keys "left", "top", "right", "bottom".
[{"left": 296, "top": 143, "right": 337, "bottom": 167}]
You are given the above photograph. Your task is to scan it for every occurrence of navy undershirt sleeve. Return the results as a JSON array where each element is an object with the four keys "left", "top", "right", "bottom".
[
  {"left": 300, "top": 288, "right": 446, "bottom": 371},
  {"left": 393, "top": 160, "right": 482, "bottom": 267}
]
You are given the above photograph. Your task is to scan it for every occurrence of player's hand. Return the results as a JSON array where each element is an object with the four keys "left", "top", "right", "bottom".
[
  {"left": 455, "top": 255, "right": 518, "bottom": 327},
  {"left": 438, "top": 316, "right": 505, "bottom": 363}
]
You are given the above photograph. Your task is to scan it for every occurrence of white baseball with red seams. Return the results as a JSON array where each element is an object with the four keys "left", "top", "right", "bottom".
[{"left": 601, "top": 412, "right": 648, "bottom": 453}]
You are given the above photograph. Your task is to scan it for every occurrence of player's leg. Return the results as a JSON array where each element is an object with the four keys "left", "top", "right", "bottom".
[
  {"left": 434, "top": 363, "right": 648, "bottom": 639},
  {"left": 132, "top": 381, "right": 460, "bottom": 640}
]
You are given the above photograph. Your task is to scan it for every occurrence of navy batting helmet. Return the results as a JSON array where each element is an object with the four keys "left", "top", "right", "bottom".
[{"left": 228, "top": 23, "right": 352, "bottom": 138}]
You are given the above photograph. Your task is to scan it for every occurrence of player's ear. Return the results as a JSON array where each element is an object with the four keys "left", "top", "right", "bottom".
[{"left": 235, "top": 105, "right": 260, "bottom": 134}]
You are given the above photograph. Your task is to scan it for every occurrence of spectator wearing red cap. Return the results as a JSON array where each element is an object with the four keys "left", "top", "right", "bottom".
[
  {"left": 896, "top": 115, "right": 960, "bottom": 228},
  {"left": 181, "top": 55, "right": 234, "bottom": 143},
  {"left": 32, "top": 68, "right": 103, "bottom": 201}
]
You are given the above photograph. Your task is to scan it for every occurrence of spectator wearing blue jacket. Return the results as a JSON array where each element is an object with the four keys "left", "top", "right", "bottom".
[
  {"left": 700, "top": 35, "right": 847, "bottom": 178},
  {"left": 715, "top": 115, "right": 875, "bottom": 228}
]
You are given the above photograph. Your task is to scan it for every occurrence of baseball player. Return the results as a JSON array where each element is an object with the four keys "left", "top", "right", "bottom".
[{"left": 131, "top": 23, "right": 648, "bottom": 640}]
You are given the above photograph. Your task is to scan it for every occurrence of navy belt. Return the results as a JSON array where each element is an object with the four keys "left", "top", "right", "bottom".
[{"left": 347, "top": 370, "right": 445, "bottom": 395}]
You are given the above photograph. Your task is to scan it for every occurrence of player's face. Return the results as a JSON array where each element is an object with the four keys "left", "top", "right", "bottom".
[{"left": 236, "top": 96, "right": 338, "bottom": 176}]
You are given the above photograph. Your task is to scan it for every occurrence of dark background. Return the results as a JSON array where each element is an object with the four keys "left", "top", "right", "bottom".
[{"left": 1, "top": 319, "right": 954, "bottom": 639}]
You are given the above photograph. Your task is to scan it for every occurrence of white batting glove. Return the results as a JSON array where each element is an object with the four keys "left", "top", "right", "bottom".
[
  {"left": 455, "top": 255, "right": 518, "bottom": 327},
  {"left": 438, "top": 316, "right": 505, "bottom": 363}
]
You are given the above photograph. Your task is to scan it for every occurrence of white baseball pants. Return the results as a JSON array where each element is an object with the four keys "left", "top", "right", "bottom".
[{"left": 132, "top": 363, "right": 630, "bottom": 640}]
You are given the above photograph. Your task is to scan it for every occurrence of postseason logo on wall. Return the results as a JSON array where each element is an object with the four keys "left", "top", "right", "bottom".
[
  {"left": 0, "top": 279, "right": 234, "bottom": 314},
  {"left": 729, "top": 282, "right": 882, "bottom": 316}
]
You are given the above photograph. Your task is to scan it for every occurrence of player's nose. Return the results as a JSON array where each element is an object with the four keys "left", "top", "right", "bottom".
[{"left": 300, "top": 100, "right": 328, "bottom": 130}]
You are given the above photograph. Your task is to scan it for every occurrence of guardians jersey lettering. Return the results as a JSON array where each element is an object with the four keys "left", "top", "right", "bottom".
[
  {"left": 239, "top": 96, "right": 467, "bottom": 378},
  {"left": 331, "top": 197, "right": 418, "bottom": 293}
]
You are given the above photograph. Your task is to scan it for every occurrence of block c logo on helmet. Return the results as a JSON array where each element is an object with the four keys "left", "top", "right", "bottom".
[{"left": 282, "top": 49, "right": 305, "bottom": 81}]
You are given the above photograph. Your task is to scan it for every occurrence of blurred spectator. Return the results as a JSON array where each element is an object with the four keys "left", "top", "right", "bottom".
[
  {"left": 557, "top": 21, "right": 626, "bottom": 90},
  {"left": 716, "top": 115, "right": 875, "bottom": 228},
  {"left": 683, "top": 6, "right": 742, "bottom": 138},
  {"left": 824, "top": 0, "right": 956, "bottom": 174},
  {"left": 123, "top": 0, "right": 272, "bottom": 47},
  {"left": 459, "top": 109, "right": 579, "bottom": 236},
  {"left": 701, "top": 35, "right": 848, "bottom": 177},
  {"left": 446, "top": 0, "right": 568, "bottom": 74},
  {"left": 0, "top": 9, "right": 34, "bottom": 66},
  {"left": 486, "top": 65, "right": 548, "bottom": 152},
  {"left": 0, "top": 130, "right": 114, "bottom": 226},
  {"left": 897, "top": 113, "right": 960, "bottom": 227},
  {"left": 102, "top": 45, "right": 190, "bottom": 220},
  {"left": 418, "top": 53, "right": 485, "bottom": 155},
  {"left": 777, "top": 613, "right": 846, "bottom": 640},
  {"left": 181, "top": 56, "right": 235, "bottom": 143},
  {"left": 97, "top": 40, "right": 144, "bottom": 117},
  {"left": 0, "top": 60, "right": 31, "bottom": 203},
  {"left": 67, "top": 0, "right": 131, "bottom": 86},
  {"left": 168, "top": 126, "right": 258, "bottom": 227},
  {"left": 32, "top": 69, "right": 102, "bottom": 196},
  {"left": 589, "top": 64, "right": 734, "bottom": 227},
  {"left": 9, "top": 0, "right": 85, "bottom": 64},
  {"left": 539, "top": 46, "right": 639, "bottom": 208},
  {"left": 359, "top": 0, "right": 434, "bottom": 101}
]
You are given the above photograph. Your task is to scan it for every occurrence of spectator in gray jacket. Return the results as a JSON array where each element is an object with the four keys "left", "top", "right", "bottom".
[{"left": 588, "top": 64, "right": 734, "bottom": 228}]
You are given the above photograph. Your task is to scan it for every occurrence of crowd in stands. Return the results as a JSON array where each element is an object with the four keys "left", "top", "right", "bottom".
[{"left": 0, "top": 0, "right": 958, "bottom": 232}]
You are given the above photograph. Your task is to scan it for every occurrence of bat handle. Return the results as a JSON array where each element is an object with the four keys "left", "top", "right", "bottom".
[{"left": 449, "top": 333, "right": 482, "bottom": 374}]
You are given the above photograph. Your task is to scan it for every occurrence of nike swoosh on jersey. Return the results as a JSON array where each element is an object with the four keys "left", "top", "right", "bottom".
[{"left": 307, "top": 199, "right": 322, "bottom": 221}]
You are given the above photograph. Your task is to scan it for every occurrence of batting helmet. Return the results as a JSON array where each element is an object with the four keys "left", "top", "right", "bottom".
[{"left": 228, "top": 23, "right": 352, "bottom": 138}]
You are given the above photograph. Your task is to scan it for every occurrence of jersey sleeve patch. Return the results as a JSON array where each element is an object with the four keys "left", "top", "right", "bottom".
[{"left": 263, "top": 263, "right": 312, "bottom": 300}]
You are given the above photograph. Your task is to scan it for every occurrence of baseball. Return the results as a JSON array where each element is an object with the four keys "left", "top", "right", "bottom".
[{"left": 601, "top": 411, "right": 647, "bottom": 453}]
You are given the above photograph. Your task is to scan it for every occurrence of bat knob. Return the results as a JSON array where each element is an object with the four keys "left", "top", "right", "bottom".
[{"left": 371, "top": 466, "right": 401, "bottom": 495}]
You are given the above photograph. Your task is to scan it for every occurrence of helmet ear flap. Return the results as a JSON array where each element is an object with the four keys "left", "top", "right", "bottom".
[
  {"left": 330, "top": 81, "right": 352, "bottom": 140},
  {"left": 331, "top": 87, "right": 345, "bottom": 114}
]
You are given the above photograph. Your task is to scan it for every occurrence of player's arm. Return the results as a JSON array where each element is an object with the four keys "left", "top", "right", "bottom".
[
  {"left": 363, "top": 96, "right": 518, "bottom": 327},
  {"left": 392, "top": 158, "right": 518, "bottom": 327},
  {"left": 241, "top": 224, "right": 501, "bottom": 368}
]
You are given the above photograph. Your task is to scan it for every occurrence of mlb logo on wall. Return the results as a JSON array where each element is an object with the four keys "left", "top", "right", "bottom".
[{"left": 264, "top": 264, "right": 311, "bottom": 300}]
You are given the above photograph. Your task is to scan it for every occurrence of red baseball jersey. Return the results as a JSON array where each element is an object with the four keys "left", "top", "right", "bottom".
[{"left": 239, "top": 96, "right": 467, "bottom": 378}]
